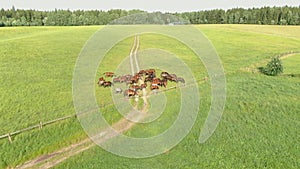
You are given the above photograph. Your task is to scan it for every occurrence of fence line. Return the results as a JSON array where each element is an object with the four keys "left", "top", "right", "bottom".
[
  {"left": 1, "top": 51, "right": 297, "bottom": 143},
  {"left": 0, "top": 114, "right": 76, "bottom": 143},
  {"left": 0, "top": 77, "right": 210, "bottom": 143}
]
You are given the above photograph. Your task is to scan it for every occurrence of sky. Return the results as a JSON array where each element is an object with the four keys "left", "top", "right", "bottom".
[{"left": 1, "top": 0, "right": 299, "bottom": 12}]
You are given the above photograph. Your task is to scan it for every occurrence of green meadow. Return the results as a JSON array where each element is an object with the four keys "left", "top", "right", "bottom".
[{"left": 0, "top": 25, "right": 299, "bottom": 168}]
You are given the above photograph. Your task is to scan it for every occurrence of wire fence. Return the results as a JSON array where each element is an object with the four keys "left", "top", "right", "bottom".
[
  {"left": 0, "top": 114, "right": 75, "bottom": 143},
  {"left": 0, "top": 77, "right": 209, "bottom": 143}
]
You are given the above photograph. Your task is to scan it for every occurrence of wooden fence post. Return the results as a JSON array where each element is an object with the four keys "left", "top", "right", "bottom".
[
  {"left": 39, "top": 121, "right": 43, "bottom": 129},
  {"left": 8, "top": 133, "right": 12, "bottom": 143}
]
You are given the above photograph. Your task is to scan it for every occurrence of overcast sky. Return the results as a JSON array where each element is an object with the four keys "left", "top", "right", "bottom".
[{"left": 1, "top": 0, "right": 299, "bottom": 12}]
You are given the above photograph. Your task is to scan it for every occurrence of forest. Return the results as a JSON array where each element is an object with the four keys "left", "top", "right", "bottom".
[{"left": 0, "top": 6, "right": 299, "bottom": 26}]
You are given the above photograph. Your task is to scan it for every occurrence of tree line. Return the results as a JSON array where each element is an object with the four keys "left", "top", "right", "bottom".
[
  {"left": 178, "top": 6, "right": 300, "bottom": 25},
  {"left": 0, "top": 6, "right": 299, "bottom": 26}
]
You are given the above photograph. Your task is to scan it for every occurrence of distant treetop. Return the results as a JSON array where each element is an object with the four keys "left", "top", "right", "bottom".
[{"left": 0, "top": 6, "right": 299, "bottom": 26}]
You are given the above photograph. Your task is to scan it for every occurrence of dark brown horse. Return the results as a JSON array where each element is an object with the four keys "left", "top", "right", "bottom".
[
  {"left": 103, "top": 81, "right": 113, "bottom": 87},
  {"left": 177, "top": 77, "right": 185, "bottom": 84},
  {"left": 161, "top": 72, "right": 169, "bottom": 79},
  {"left": 159, "top": 78, "right": 168, "bottom": 87},
  {"left": 144, "top": 76, "right": 153, "bottom": 83},
  {"left": 168, "top": 74, "right": 178, "bottom": 82}
]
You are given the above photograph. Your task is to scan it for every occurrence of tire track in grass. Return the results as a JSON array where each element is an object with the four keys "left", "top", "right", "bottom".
[
  {"left": 129, "top": 36, "right": 138, "bottom": 75},
  {"left": 16, "top": 110, "right": 146, "bottom": 169},
  {"left": 134, "top": 35, "right": 140, "bottom": 72},
  {"left": 132, "top": 35, "right": 143, "bottom": 106}
]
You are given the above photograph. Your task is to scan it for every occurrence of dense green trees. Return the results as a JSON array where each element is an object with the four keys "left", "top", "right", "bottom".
[
  {"left": 0, "top": 6, "right": 299, "bottom": 26},
  {"left": 178, "top": 6, "right": 300, "bottom": 25},
  {"left": 0, "top": 8, "right": 144, "bottom": 26}
]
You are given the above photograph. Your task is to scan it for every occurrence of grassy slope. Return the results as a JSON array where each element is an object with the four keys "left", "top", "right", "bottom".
[
  {"left": 0, "top": 26, "right": 100, "bottom": 167},
  {"left": 0, "top": 25, "right": 299, "bottom": 168},
  {"left": 197, "top": 25, "right": 300, "bottom": 73},
  {"left": 54, "top": 25, "right": 300, "bottom": 168},
  {"left": 0, "top": 26, "right": 101, "bottom": 133}
]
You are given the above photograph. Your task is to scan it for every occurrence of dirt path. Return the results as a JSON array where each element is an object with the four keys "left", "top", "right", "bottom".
[
  {"left": 133, "top": 35, "right": 140, "bottom": 72},
  {"left": 241, "top": 52, "right": 300, "bottom": 73},
  {"left": 280, "top": 53, "right": 300, "bottom": 60},
  {"left": 129, "top": 35, "right": 138, "bottom": 75},
  {"left": 16, "top": 35, "right": 144, "bottom": 169},
  {"left": 16, "top": 111, "right": 146, "bottom": 169}
]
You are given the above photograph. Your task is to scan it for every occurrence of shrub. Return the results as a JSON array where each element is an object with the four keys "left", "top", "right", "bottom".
[{"left": 260, "top": 57, "right": 283, "bottom": 76}]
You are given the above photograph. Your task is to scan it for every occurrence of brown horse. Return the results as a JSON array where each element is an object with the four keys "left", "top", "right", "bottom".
[
  {"left": 150, "top": 84, "right": 159, "bottom": 90},
  {"left": 124, "top": 89, "right": 137, "bottom": 97},
  {"left": 128, "top": 74, "right": 142, "bottom": 84},
  {"left": 152, "top": 78, "right": 161, "bottom": 83},
  {"left": 130, "top": 85, "right": 142, "bottom": 92},
  {"left": 103, "top": 72, "right": 115, "bottom": 77},
  {"left": 138, "top": 70, "right": 146, "bottom": 75},
  {"left": 145, "top": 69, "right": 156, "bottom": 76},
  {"left": 113, "top": 76, "right": 121, "bottom": 83},
  {"left": 140, "top": 83, "right": 147, "bottom": 89},
  {"left": 98, "top": 77, "right": 105, "bottom": 86}
]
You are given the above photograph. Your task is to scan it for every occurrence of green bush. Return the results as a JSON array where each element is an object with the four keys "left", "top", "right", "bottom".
[{"left": 260, "top": 57, "right": 283, "bottom": 76}]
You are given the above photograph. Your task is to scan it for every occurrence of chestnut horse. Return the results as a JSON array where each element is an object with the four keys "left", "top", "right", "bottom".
[
  {"left": 103, "top": 72, "right": 115, "bottom": 77},
  {"left": 98, "top": 77, "right": 105, "bottom": 86},
  {"left": 124, "top": 89, "right": 137, "bottom": 97}
]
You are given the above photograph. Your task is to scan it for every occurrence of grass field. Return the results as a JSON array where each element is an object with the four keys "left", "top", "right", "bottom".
[
  {"left": 282, "top": 54, "right": 300, "bottom": 75},
  {"left": 0, "top": 25, "right": 300, "bottom": 168},
  {"left": 0, "top": 26, "right": 100, "bottom": 167}
]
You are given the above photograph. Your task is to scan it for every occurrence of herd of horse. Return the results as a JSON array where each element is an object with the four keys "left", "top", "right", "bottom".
[{"left": 97, "top": 69, "right": 185, "bottom": 97}]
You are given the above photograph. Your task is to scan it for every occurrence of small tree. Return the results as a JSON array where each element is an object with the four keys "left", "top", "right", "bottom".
[{"left": 261, "top": 57, "right": 283, "bottom": 76}]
